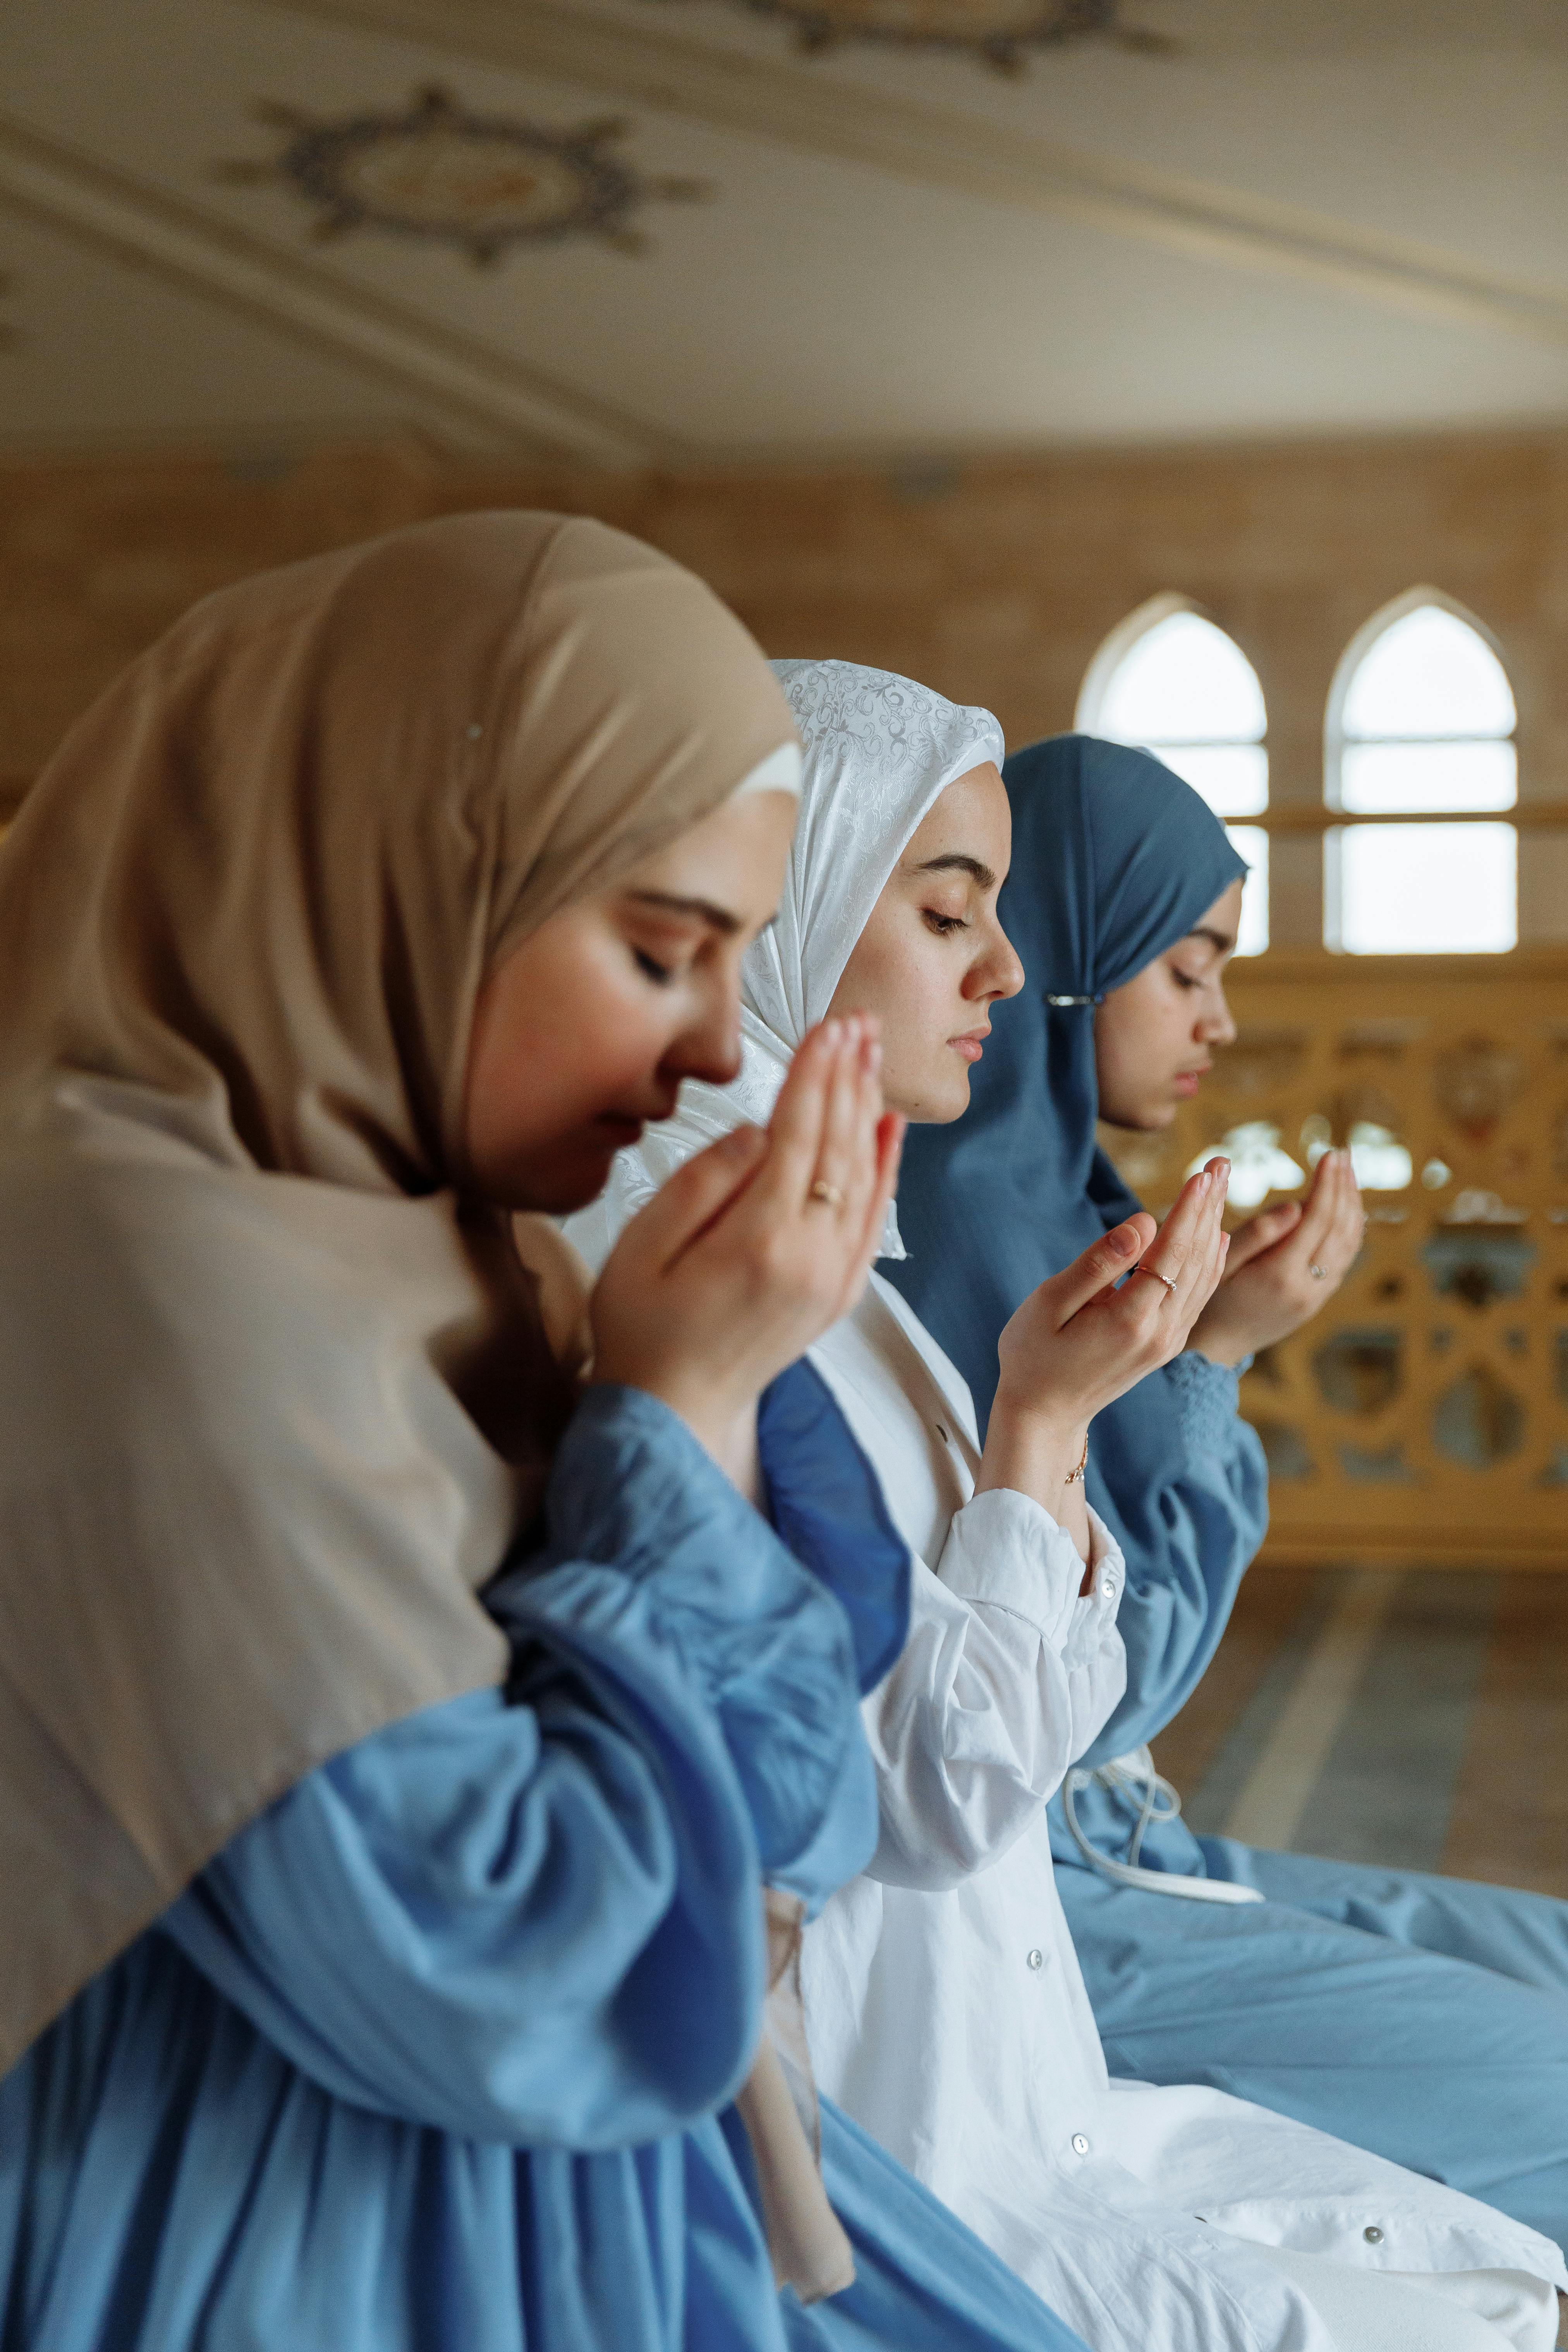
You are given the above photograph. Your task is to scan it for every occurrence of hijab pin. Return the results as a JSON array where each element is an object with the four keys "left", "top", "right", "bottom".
[{"left": 1046, "top": 993, "right": 1099, "bottom": 1007}]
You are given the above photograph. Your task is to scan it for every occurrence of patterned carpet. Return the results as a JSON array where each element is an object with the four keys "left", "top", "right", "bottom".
[{"left": 1151, "top": 1568, "right": 1568, "bottom": 1898}]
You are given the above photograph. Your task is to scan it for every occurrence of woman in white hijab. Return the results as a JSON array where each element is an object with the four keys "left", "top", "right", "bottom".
[{"left": 570, "top": 657, "right": 1568, "bottom": 2352}]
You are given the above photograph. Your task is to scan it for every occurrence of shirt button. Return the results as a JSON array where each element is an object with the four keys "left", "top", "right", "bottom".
[
  {"left": 1072, "top": 2133, "right": 1091, "bottom": 2157},
  {"left": 1026, "top": 1947, "right": 1044, "bottom": 1970},
  {"left": 1363, "top": 2225, "right": 1384, "bottom": 2244}
]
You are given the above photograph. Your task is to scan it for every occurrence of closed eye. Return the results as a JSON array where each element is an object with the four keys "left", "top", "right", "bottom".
[{"left": 634, "top": 947, "right": 673, "bottom": 985}]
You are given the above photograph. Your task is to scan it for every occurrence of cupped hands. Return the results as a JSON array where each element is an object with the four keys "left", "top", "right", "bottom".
[
  {"left": 591, "top": 1014, "right": 903, "bottom": 1483},
  {"left": 977, "top": 1158, "right": 1232, "bottom": 1529},
  {"left": 1187, "top": 1146, "right": 1364, "bottom": 1369}
]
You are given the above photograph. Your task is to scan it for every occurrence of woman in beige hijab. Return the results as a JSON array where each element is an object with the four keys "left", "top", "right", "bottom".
[{"left": 0, "top": 513, "right": 1086, "bottom": 2352}]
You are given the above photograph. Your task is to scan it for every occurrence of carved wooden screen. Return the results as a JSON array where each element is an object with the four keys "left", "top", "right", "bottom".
[{"left": 1099, "top": 950, "right": 1568, "bottom": 1568}]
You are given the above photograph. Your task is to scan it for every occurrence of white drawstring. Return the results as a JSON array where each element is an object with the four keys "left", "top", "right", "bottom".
[{"left": 1062, "top": 1746, "right": 1265, "bottom": 1906}]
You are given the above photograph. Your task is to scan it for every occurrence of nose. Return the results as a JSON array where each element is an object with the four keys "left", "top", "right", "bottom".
[
  {"left": 1199, "top": 983, "right": 1237, "bottom": 1048},
  {"left": 669, "top": 984, "right": 743, "bottom": 1089},
  {"left": 970, "top": 914, "right": 1025, "bottom": 1005}
]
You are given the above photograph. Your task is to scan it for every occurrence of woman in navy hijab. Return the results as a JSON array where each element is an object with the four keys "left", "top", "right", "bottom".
[{"left": 888, "top": 733, "right": 1568, "bottom": 2256}]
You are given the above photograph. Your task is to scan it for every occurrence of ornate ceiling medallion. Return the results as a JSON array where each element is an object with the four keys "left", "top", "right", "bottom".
[
  {"left": 214, "top": 85, "right": 712, "bottom": 262},
  {"left": 679, "top": 0, "right": 1175, "bottom": 72}
]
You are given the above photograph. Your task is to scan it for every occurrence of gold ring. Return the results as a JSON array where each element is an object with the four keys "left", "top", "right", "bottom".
[
  {"left": 809, "top": 1180, "right": 845, "bottom": 1210},
  {"left": 1132, "top": 1265, "right": 1177, "bottom": 1293}
]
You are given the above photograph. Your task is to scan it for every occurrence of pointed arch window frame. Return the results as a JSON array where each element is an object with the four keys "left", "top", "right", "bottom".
[
  {"left": 1323, "top": 585, "right": 1518, "bottom": 816},
  {"left": 1077, "top": 591, "right": 1266, "bottom": 775},
  {"left": 1322, "top": 587, "right": 1520, "bottom": 957}
]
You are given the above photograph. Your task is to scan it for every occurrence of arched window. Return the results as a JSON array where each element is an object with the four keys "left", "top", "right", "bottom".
[
  {"left": 1324, "top": 593, "right": 1517, "bottom": 955},
  {"left": 1077, "top": 594, "right": 1269, "bottom": 955}
]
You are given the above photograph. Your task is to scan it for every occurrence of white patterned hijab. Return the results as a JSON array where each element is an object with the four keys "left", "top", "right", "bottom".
[{"left": 566, "top": 659, "right": 1004, "bottom": 1270}]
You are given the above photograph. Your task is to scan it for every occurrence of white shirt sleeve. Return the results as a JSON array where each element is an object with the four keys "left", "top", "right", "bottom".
[{"left": 862, "top": 1495, "right": 1127, "bottom": 1892}]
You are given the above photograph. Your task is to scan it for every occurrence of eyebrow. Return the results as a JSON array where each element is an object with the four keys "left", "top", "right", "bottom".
[
  {"left": 1185, "top": 924, "right": 1236, "bottom": 954},
  {"left": 915, "top": 853, "right": 997, "bottom": 889},
  {"left": 625, "top": 888, "right": 744, "bottom": 935}
]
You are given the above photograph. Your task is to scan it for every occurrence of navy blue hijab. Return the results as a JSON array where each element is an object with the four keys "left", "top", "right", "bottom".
[{"left": 885, "top": 732, "right": 1246, "bottom": 1527}]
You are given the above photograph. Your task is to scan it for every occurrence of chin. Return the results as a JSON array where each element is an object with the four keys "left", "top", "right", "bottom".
[
  {"left": 1100, "top": 1100, "right": 1178, "bottom": 1136},
  {"left": 508, "top": 1141, "right": 621, "bottom": 1217},
  {"left": 917, "top": 1072, "right": 973, "bottom": 1126}
]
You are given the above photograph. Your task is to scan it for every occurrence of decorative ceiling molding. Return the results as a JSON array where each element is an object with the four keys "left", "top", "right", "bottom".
[
  {"left": 0, "top": 112, "right": 672, "bottom": 464},
  {"left": 263, "top": 0, "right": 1568, "bottom": 349},
  {"left": 686, "top": 0, "right": 1178, "bottom": 75},
  {"left": 215, "top": 83, "right": 713, "bottom": 263}
]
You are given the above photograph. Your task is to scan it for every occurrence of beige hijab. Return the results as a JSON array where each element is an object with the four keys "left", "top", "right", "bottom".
[{"left": 0, "top": 511, "right": 797, "bottom": 2074}]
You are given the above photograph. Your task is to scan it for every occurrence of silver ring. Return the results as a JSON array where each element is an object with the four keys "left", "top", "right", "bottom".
[
  {"left": 1132, "top": 1265, "right": 1177, "bottom": 1293},
  {"left": 1309, "top": 1263, "right": 1328, "bottom": 1280},
  {"left": 809, "top": 1180, "right": 845, "bottom": 1210}
]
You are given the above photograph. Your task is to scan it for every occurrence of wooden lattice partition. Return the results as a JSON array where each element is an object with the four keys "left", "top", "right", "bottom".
[{"left": 1100, "top": 951, "right": 1568, "bottom": 1569}]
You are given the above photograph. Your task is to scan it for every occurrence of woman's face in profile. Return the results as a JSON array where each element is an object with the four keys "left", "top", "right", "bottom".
[
  {"left": 1093, "top": 878, "right": 1243, "bottom": 1132},
  {"left": 827, "top": 763, "right": 1025, "bottom": 1125},
  {"left": 463, "top": 789, "right": 796, "bottom": 1214}
]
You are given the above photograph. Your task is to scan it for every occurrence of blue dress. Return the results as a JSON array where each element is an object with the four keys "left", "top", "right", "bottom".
[
  {"left": 0, "top": 1381, "right": 1084, "bottom": 2352},
  {"left": 1050, "top": 1352, "right": 1568, "bottom": 2254}
]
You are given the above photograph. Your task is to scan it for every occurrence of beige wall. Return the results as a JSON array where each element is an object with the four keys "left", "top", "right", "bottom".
[{"left": 6, "top": 425, "right": 1568, "bottom": 940}]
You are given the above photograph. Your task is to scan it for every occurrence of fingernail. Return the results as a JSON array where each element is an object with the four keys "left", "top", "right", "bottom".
[
  {"left": 1107, "top": 1223, "right": 1139, "bottom": 1256},
  {"left": 823, "top": 1017, "right": 842, "bottom": 1047}
]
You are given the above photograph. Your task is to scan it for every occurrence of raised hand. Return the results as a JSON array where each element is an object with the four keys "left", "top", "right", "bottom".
[
  {"left": 977, "top": 1160, "right": 1231, "bottom": 1539},
  {"left": 591, "top": 1015, "right": 903, "bottom": 1483},
  {"left": 1187, "top": 1146, "right": 1365, "bottom": 1368}
]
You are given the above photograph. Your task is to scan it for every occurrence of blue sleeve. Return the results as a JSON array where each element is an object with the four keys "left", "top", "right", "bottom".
[
  {"left": 1074, "top": 1353, "right": 1269, "bottom": 1767},
  {"left": 161, "top": 1385, "right": 876, "bottom": 2149}
]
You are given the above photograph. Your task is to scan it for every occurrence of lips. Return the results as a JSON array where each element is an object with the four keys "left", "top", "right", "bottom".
[{"left": 949, "top": 1031, "right": 989, "bottom": 1065}]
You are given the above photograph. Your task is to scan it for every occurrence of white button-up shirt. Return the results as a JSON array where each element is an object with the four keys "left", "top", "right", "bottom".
[{"left": 804, "top": 1275, "right": 1566, "bottom": 2352}]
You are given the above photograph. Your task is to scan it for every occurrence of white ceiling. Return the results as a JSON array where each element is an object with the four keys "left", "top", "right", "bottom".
[{"left": 2, "top": 0, "right": 1567, "bottom": 464}]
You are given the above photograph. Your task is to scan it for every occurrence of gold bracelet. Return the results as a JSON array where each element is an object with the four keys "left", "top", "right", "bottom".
[{"left": 1064, "top": 1434, "right": 1089, "bottom": 1486}]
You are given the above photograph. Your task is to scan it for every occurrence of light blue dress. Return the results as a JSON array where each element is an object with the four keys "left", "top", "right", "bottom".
[
  {"left": 1051, "top": 1352, "right": 1568, "bottom": 2253},
  {"left": 0, "top": 1383, "right": 1083, "bottom": 2352}
]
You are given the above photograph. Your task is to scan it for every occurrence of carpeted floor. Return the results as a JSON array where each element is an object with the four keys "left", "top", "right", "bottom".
[{"left": 1151, "top": 1567, "right": 1568, "bottom": 1898}]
